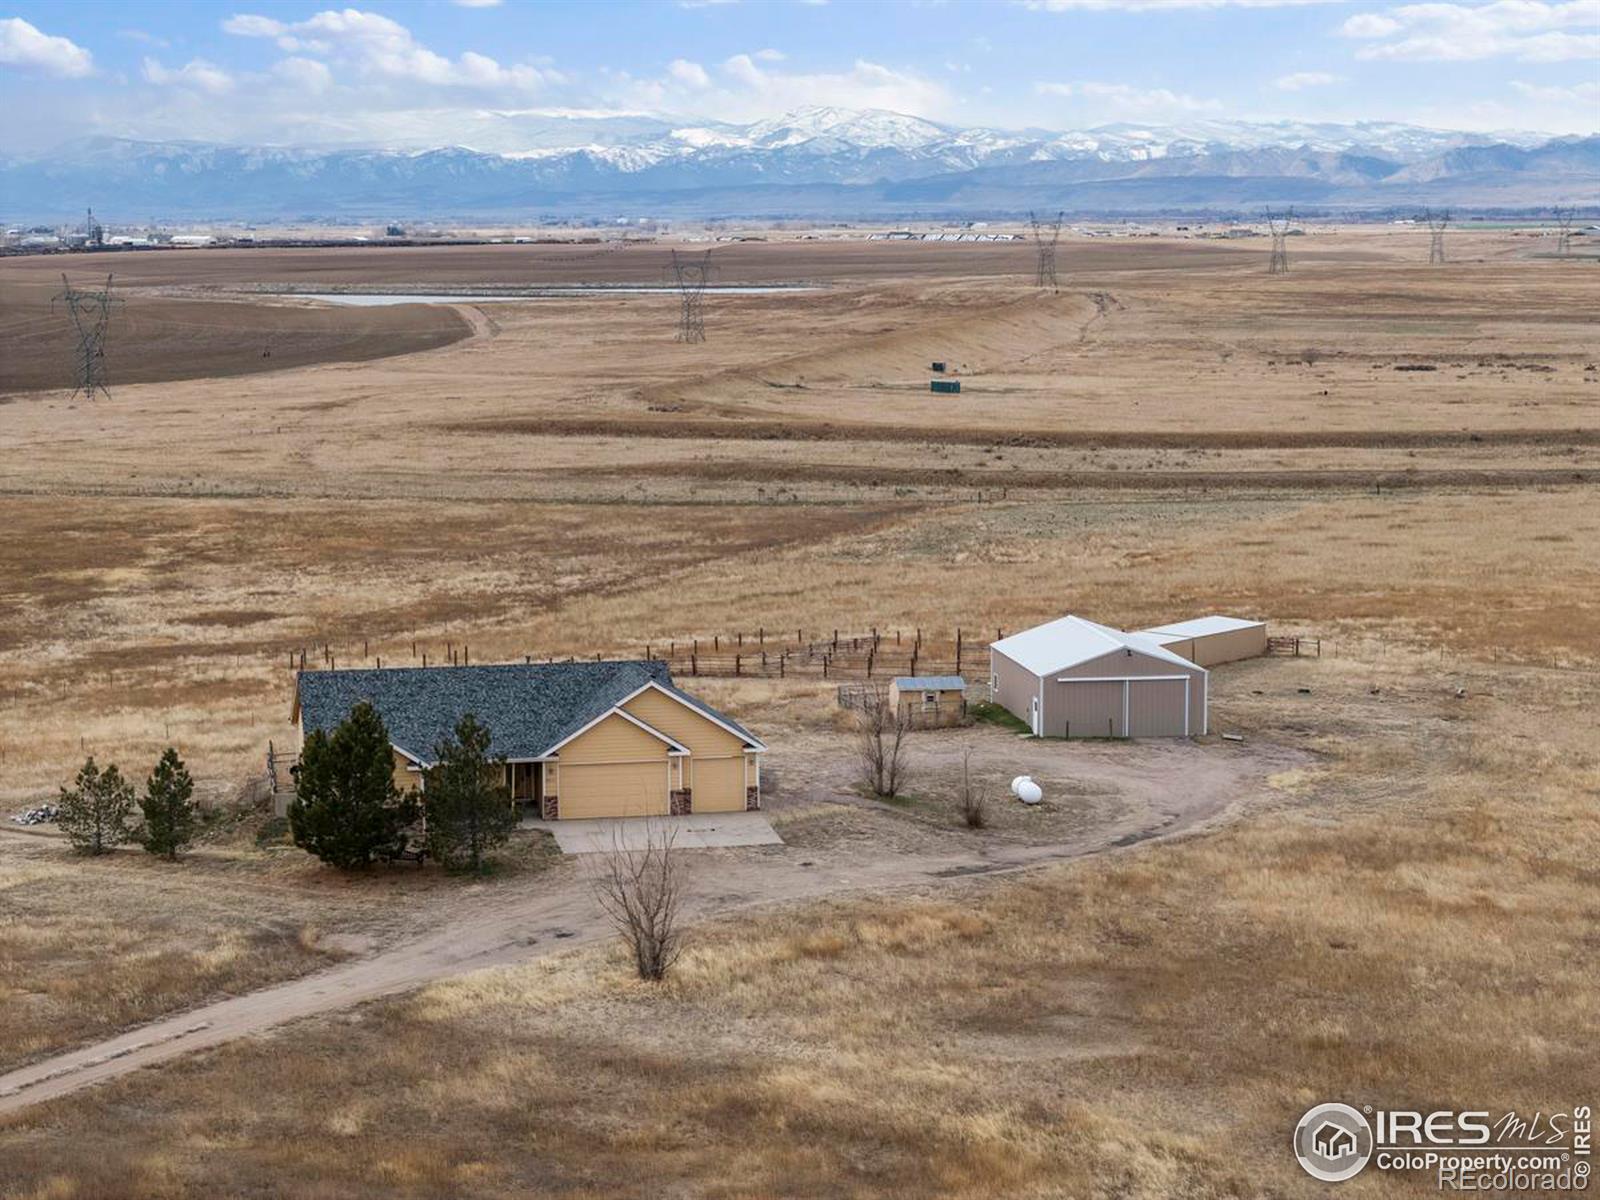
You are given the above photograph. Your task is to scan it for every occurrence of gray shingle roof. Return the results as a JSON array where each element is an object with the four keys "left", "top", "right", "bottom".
[
  {"left": 894, "top": 675, "right": 966, "bottom": 691},
  {"left": 295, "top": 660, "right": 684, "bottom": 765}
]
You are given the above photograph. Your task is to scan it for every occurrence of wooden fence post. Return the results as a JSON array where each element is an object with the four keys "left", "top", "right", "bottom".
[{"left": 735, "top": 654, "right": 742, "bottom": 676}]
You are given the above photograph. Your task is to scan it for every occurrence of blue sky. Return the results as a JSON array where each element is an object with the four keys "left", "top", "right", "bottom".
[{"left": 1, "top": 1, "right": 1595, "bottom": 151}]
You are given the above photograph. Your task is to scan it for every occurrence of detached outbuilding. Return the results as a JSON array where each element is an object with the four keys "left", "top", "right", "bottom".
[
  {"left": 1137, "top": 616, "right": 1266, "bottom": 667},
  {"left": 989, "top": 615, "right": 1207, "bottom": 739},
  {"left": 889, "top": 675, "right": 967, "bottom": 727}
]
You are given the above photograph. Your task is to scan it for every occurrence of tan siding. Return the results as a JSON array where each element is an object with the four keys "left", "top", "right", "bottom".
[
  {"left": 1156, "top": 636, "right": 1198, "bottom": 662},
  {"left": 1188, "top": 624, "right": 1267, "bottom": 667},
  {"left": 559, "top": 711, "right": 671, "bottom": 764},
  {"left": 621, "top": 688, "right": 745, "bottom": 755},
  {"left": 392, "top": 749, "right": 420, "bottom": 793},
  {"left": 691, "top": 756, "right": 746, "bottom": 812},
  {"left": 560, "top": 760, "right": 669, "bottom": 819}
]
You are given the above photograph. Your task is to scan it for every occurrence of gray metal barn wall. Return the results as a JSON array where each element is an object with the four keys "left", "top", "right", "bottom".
[
  {"left": 1046, "top": 649, "right": 1206, "bottom": 738},
  {"left": 990, "top": 649, "right": 1041, "bottom": 729}
]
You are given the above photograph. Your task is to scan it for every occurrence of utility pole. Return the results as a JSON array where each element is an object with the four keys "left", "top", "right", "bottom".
[
  {"left": 1029, "top": 209, "right": 1063, "bottom": 292},
  {"left": 1424, "top": 208, "right": 1449, "bottom": 265},
  {"left": 1264, "top": 208, "right": 1294, "bottom": 275},
  {"left": 667, "top": 249, "right": 714, "bottom": 342},
  {"left": 1553, "top": 207, "right": 1575, "bottom": 258},
  {"left": 51, "top": 273, "right": 123, "bottom": 400}
]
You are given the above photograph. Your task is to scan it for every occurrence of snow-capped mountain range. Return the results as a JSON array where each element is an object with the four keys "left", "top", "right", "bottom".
[{"left": 3, "top": 107, "right": 1595, "bottom": 220}]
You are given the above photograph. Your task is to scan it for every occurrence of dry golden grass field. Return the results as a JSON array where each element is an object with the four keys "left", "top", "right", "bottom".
[{"left": 0, "top": 227, "right": 1597, "bottom": 1197}]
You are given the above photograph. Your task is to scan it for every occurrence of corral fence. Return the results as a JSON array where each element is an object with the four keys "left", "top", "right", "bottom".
[
  {"left": 1268, "top": 635, "right": 1321, "bottom": 658},
  {"left": 642, "top": 625, "right": 1003, "bottom": 682}
]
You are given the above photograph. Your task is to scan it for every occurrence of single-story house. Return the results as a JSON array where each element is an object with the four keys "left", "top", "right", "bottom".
[
  {"left": 889, "top": 675, "right": 967, "bottom": 727},
  {"left": 1137, "top": 616, "right": 1267, "bottom": 667},
  {"left": 989, "top": 615, "right": 1207, "bottom": 739},
  {"left": 292, "top": 660, "right": 765, "bottom": 820}
]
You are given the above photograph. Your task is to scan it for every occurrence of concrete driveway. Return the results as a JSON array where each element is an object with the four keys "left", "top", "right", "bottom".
[{"left": 525, "top": 812, "right": 785, "bottom": 854}]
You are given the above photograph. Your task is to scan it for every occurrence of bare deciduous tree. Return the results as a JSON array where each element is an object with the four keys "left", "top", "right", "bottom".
[
  {"left": 591, "top": 821, "right": 685, "bottom": 981},
  {"left": 959, "top": 747, "right": 988, "bottom": 829},
  {"left": 857, "top": 692, "right": 910, "bottom": 799}
]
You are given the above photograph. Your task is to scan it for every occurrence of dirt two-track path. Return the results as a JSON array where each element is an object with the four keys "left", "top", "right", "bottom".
[{"left": 0, "top": 740, "right": 1302, "bottom": 1116}]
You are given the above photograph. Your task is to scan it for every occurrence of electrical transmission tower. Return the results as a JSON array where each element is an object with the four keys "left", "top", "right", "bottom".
[
  {"left": 51, "top": 273, "right": 123, "bottom": 400},
  {"left": 1029, "top": 210, "right": 1063, "bottom": 292},
  {"left": 1424, "top": 208, "right": 1449, "bottom": 264},
  {"left": 1553, "top": 207, "right": 1575, "bottom": 258},
  {"left": 667, "top": 249, "right": 714, "bottom": 342},
  {"left": 1264, "top": 208, "right": 1294, "bottom": 275}
]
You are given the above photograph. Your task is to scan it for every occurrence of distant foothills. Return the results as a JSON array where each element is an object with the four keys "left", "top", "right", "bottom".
[{"left": 2, "top": 107, "right": 1596, "bottom": 223}]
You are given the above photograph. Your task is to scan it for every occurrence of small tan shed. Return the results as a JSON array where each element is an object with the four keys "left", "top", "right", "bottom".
[{"left": 888, "top": 676, "right": 967, "bottom": 728}]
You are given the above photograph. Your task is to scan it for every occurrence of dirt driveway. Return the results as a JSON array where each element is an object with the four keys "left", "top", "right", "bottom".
[{"left": 0, "top": 731, "right": 1305, "bottom": 1115}]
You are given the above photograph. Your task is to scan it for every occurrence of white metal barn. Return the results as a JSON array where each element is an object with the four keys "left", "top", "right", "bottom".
[
  {"left": 989, "top": 616, "right": 1207, "bottom": 739},
  {"left": 1137, "top": 616, "right": 1267, "bottom": 667}
]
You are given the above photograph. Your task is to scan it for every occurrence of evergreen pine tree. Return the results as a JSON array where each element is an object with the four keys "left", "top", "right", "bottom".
[
  {"left": 289, "top": 701, "right": 417, "bottom": 869},
  {"left": 424, "top": 713, "right": 517, "bottom": 873},
  {"left": 57, "top": 756, "right": 135, "bottom": 855},
  {"left": 140, "top": 747, "right": 198, "bottom": 860}
]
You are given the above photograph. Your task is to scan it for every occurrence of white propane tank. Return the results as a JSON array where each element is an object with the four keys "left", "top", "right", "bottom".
[{"left": 1012, "top": 776, "right": 1043, "bottom": 805}]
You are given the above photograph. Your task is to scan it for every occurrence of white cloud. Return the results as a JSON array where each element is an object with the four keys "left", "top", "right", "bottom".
[
  {"left": 1510, "top": 77, "right": 1600, "bottom": 100},
  {"left": 118, "top": 29, "right": 171, "bottom": 48},
  {"left": 1275, "top": 70, "right": 1344, "bottom": 89},
  {"left": 0, "top": 17, "right": 94, "bottom": 77},
  {"left": 668, "top": 58, "right": 712, "bottom": 87},
  {"left": 622, "top": 54, "right": 951, "bottom": 120},
  {"left": 1340, "top": 2, "right": 1600, "bottom": 62},
  {"left": 142, "top": 57, "right": 235, "bottom": 94},
  {"left": 454, "top": 0, "right": 504, "bottom": 7},
  {"left": 1035, "top": 79, "right": 1221, "bottom": 112},
  {"left": 274, "top": 56, "right": 335, "bottom": 92},
  {"left": 221, "top": 13, "right": 287, "bottom": 37},
  {"left": 1023, "top": 0, "right": 1339, "bottom": 9},
  {"left": 223, "top": 8, "right": 557, "bottom": 90},
  {"left": 140, "top": 59, "right": 226, "bottom": 93}
]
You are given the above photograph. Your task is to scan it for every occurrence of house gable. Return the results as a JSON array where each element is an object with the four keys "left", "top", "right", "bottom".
[
  {"left": 556, "top": 709, "right": 675, "bottom": 765},
  {"left": 622, "top": 687, "right": 748, "bottom": 757}
]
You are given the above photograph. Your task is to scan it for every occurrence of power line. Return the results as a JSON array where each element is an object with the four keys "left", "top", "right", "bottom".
[
  {"left": 1423, "top": 208, "right": 1450, "bottom": 265},
  {"left": 666, "top": 249, "right": 714, "bottom": 343},
  {"left": 1029, "top": 210, "right": 1063, "bottom": 292},
  {"left": 51, "top": 273, "right": 123, "bottom": 400},
  {"left": 1264, "top": 207, "right": 1294, "bottom": 275}
]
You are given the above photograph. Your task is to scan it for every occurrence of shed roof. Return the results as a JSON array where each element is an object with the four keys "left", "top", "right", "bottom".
[
  {"left": 893, "top": 676, "right": 966, "bottom": 691},
  {"left": 990, "top": 615, "right": 1200, "bottom": 677},
  {"left": 294, "top": 661, "right": 761, "bottom": 765},
  {"left": 1139, "top": 615, "right": 1265, "bottom": 640}
]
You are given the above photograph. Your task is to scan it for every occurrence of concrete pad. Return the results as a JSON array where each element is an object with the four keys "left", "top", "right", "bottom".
[{"left": 526, "top": 812, "right": 784, "bottom": 855}]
